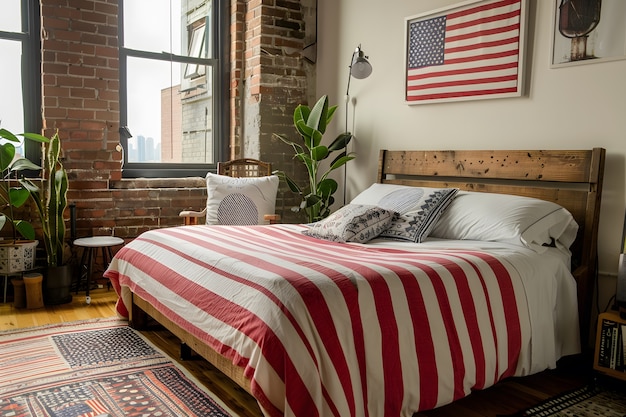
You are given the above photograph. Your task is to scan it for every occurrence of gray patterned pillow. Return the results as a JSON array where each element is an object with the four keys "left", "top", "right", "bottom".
[
  {"left": 351, "top": 184, "right": 458, "bottom": 242},
  {"left": 303, "top": 204, "right": 395, "bottom": 243}
]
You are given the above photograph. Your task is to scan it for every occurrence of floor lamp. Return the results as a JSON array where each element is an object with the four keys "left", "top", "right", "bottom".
[{"left": 343, "top": 44, "right": 372, "bottom": 204}]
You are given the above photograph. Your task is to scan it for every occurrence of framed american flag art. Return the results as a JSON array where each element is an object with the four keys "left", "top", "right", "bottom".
[{"left": 404, "top": 0, "right": 528, "bottom": 104}]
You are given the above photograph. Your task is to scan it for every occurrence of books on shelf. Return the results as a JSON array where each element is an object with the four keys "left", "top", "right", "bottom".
[{"left": 597, "top": 317, "right": 625, "bottom": 372}]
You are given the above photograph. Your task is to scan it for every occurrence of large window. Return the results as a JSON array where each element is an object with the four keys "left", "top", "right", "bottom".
[
  {"left": 0, "top": 0, "right": 41, "bottom": 161},
  {"left": 119, "top": 0, "right": 228, "bottom": 178}
]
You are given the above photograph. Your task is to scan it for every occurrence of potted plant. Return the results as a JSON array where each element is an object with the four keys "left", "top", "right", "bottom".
[
  {"left": 273, "top": 95, "right": 355, "bottom": 222},
  {"left": 20, "top": 130, "right": 72, "bottom": 304},
  {"left": 0, "top": 128, "right": 49, "bottom": 274}
]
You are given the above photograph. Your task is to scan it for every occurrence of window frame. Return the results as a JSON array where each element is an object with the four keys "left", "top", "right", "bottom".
[
  {"left": 118, "top": 0, "right": 229, "bottom": 178},
  {"left": 0, "top": 0, "right": 42, "bottom": 162}
]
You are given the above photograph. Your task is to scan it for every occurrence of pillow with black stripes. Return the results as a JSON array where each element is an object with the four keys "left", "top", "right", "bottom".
[
  {"left": 303, "top": 204, "right": 395, "bottom": 243},
  {"left": 350, "top": 183, "right": 459, "bottom": 243}
]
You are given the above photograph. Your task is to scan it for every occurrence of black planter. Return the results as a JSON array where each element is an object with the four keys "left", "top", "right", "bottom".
[{"left": 44, "top": 265, "right": 73, "bottom": 305}]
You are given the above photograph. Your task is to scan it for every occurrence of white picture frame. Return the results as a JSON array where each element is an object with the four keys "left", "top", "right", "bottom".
[
  {"left": 551, "top": 0, "right": 626, "bottom": 68},
  {"left": 404, "top": 0, "right": 527, "bottom": 105}
]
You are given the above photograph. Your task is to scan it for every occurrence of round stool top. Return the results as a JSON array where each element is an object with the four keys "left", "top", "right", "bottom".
[{"left": 73, "top": 236, "right": 125, "bottom": 248}]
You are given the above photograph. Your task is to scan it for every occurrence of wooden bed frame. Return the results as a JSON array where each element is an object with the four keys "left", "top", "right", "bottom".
[{"left": 130, "top": 148, "right": 606, "bottom": 397}]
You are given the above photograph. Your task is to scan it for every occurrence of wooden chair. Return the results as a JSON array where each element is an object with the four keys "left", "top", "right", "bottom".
[
  {"left": 179, "top": 158, "right": 279, "bottom": 225},
  {"left": 218, "top": 158, "right": 271, "bottom": 178}
]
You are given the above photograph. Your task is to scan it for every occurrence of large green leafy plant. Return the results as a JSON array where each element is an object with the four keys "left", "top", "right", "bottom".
[
  {"left": 0, "top": 128, "right": 50, "bottom": 242},
  {"left": 273, "top": 95, "right": 355, "bottom": 222}
]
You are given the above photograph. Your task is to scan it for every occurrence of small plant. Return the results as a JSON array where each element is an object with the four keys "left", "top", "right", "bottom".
[
  {"left": 0, "top": 128, "right": 50, "bottom": 241},
  {"left": 273, "top": 95, "right": 355, "bottom": 222}
]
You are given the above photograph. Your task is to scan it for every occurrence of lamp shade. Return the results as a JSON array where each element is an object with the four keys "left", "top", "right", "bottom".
[{"left": 350, "top": 45, "right": 372, "bottom": 79}]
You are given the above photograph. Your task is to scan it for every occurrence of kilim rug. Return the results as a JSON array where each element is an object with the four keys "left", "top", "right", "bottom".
[
  {"left": 0, "top": 317, "right": 239, "bottom": 417},
  {"left": 500, "top": 379, "right": 626, "bottom": 417}
]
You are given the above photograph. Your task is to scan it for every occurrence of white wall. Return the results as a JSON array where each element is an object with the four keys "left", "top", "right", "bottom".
[{"left": 316, "top": 0, "right": 626, "bottom": 305}]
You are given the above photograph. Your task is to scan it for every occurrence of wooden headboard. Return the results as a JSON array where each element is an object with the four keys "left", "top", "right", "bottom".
[{"left": 377, "top": 149, "right": 606, "bottom": 348}]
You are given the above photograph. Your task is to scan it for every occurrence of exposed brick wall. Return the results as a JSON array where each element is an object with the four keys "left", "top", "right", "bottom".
[
  {"left": 31, "top": 0, "right": 312, "bottom": 253},
  {"left": 233, "top": 0, "right": 313, "bottom": 223}
]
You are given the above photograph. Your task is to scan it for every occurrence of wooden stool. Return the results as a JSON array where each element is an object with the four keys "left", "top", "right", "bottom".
[
  {"left": 73, "top": 236, "right": 124, "bottom": 304},
  {"left": 23, "top": 272, "right": 44, "bottom": 309},
  {"left": 11, "top": 278, "right": 26, "bottom": 308}
]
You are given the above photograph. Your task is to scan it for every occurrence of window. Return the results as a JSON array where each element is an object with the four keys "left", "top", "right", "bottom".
[
  {"left": 119, "top": 0, "right": 228, "bottom": 178},
  {"left": 0, "top": 0, "right": 41, "bottom": 161}
]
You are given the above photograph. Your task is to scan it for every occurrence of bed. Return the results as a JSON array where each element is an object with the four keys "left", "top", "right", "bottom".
[{"left": 104, "top": 149, "right": 605, "bottom": 417}]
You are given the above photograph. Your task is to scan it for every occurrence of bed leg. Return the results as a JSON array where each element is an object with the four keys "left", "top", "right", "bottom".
[
  {"left": 129, "top": 299, "right": 148, "bottom": 330},
  {"left": 181, "top": 342, "right": 193, "bottom": 360}
]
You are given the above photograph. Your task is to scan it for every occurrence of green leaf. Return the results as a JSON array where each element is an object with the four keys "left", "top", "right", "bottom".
[
  {"left": 10, "top": 157, "right": 42, "bottom": 172},
  {"left": 0, "top": 215, "right": 6, "bottom": 231},
  {"left": 328, "top": 132, "right": 352, "bottom": 151},
  {"left": 311, "top": 129, "right": 324, "bottom": 148},
  {"left": 293, "top": 104, "right": 310, "bottom": 126},
  {"left": 0, "top": 142, "right": 15, "bottom": 172},
  {"left": 20, "top": 132, "right": 50, "bottom": 143},
  {"left": 295, "top": 120, "right": 316, "bottom": 148},
  {"left": 317, "top": 178, "right": 338, "bottom": 198},
  {"left": 326, "top": 105, "right": 338, "bottom": 124},
  {"left": 305, "top": 194, "right": 322, "bottom": 206},
  {"left": 310, "top": 145, "right": 329, "bottom": 161},
  {"left": 8, "top": 187, "right": 30, "bottom": 207},
  {"left": 273, "top": 171, "right": 302, "bottom": 194},
  {"left": 0, "top": 128, "right": 20, "bottom": 143},
  {"left": 15, "top": 220, "right": 35, "bottom": 240},
  {"left": 306, "top": 95, "right": 329, "bottom": 134},
  {"left": 330, "top": 152, "right": 356, "bottom": 170}
]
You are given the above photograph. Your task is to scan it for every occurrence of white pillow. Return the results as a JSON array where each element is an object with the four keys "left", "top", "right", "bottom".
[
  {"left": 430, "top": 191, "right": 579, "bottom": 253},
  {"left": 350, "top": 183, "right": 458, "bottom": 243},
  {"left": 206, "top": 173, "right": 279, "bottom": 225},
  {"left": 303, "top": 204, "right": 395, "bottom": 243}
]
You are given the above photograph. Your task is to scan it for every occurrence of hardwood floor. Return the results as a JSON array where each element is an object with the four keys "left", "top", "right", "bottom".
[{"left": 1, "top": 288, "right": 596, "bottom": 417}]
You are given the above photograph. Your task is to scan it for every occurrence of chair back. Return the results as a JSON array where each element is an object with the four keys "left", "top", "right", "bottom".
[
  {"left": 218, "top": 158, "right": 271, "bottom": 178},
  {"left": 180, "top": 158, "right": 277, "bottom": 226}
]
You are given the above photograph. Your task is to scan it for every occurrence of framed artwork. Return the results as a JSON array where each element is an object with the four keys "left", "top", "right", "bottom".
[
  {"left": 404, "top": 0, "right": 528, "bottom": 105},
  {"left": 551, "top": 0, "right": 626, "bottom": 68}
]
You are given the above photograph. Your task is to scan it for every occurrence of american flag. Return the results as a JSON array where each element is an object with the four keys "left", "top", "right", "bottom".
[{"left": 406, "top": 0, "right": 524, "bottom": 103}]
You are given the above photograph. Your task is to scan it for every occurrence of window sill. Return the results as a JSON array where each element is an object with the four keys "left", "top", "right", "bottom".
[{"left": 110, "top": 177, "right": 205, "bottom": 189}]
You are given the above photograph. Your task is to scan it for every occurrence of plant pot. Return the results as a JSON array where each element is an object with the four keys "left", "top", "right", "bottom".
[
  {"left": 0, "top": 240, "right": 38, "bottom": 274},
  {"left": 44, "top": 264, "right": 73, "bottom": 305}
]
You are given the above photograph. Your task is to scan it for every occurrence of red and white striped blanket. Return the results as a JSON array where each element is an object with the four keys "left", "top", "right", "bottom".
[{"left": 105, "top": 224, "right": 577, "bottom": 417}]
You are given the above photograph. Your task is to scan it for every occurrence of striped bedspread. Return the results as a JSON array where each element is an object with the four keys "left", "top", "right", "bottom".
[{"left": 105, "top": 224, "right": 578, "bottom": 417}]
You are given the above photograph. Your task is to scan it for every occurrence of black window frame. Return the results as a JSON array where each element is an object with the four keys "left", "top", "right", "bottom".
[
  {"left": 118, "top": 0, "right": 229, "bottom": 178},
  {"left": 1, "top": 0, "right": 42, "bottom": 161}
]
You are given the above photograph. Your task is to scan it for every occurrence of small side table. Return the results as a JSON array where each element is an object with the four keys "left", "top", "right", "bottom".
[{"left": 73, "top": 236, "right": 124, "bottom": 304}]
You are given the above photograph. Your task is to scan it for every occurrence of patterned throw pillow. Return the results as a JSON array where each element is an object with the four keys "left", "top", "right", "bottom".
[
  {"left": 302, "top": 204, "right": 395, "bottom": 243},
  {"left": 205, "top": 173, "right": 279, "bottom": 225},
  {"left": 350, "top": 184, "right": 458, "bottom": 242}
]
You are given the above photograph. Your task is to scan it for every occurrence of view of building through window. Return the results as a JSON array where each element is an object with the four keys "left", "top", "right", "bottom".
[
  {"left": 122, "top": 0, "right": 215, "bottom": 165},
  {"left": 0, "top": 1, "right": 27, "bottom": 154}
]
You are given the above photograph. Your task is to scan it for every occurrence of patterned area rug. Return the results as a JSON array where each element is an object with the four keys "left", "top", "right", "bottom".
[
  {"left": 0, "top": 317, "right": 238, "bottom": 417},
  {"left": 500, "top": 380, "right": 626, "bottom": 417}
]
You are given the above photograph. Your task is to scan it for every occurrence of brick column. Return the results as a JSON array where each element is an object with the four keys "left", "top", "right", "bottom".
[{"left": 234, "top": 0, "right": 314, "bottom": 222}]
